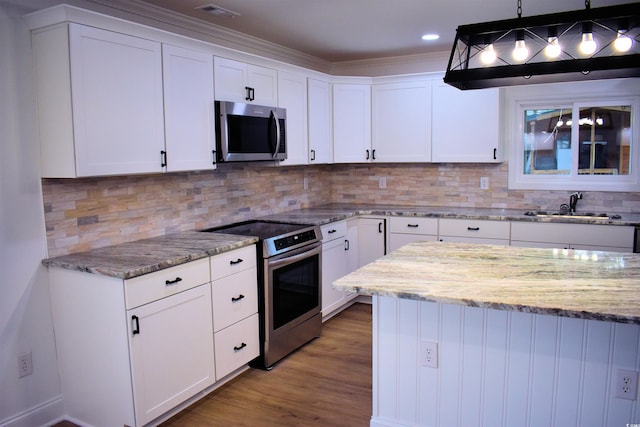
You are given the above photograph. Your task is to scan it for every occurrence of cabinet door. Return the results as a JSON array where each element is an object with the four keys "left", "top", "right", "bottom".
[
  {"left": 70, "top": 24, "right": 165, "bottom": 176},
  {"left": 322, "top": 237, "right": 349, "bottom": 317},
  {"left": 308, "top": 78, "right": 333, "bottom": 163},
  {"left": 333, "top": 83, "right": 372, "bottom": 163},
  {"left": 278, "top": 70, "right": 308, "bottom": 165},
  {"left": 162, "top": 44, "right": 216, "bottom": 172},
  {"left": 213, "top": 56, "right": 247, "bottom": 102},
  {"left": 345, "top": 219, "right": 359, "bottom": 273},
  {"left": 431, "top": 80, "right": 501, "bottom": 163},
  {"left": 372, "top": 80, "right": 432, "bottom": 162},
  {"left": 128, "top": 284, "right": 215, "bottom": 426},
  {"left": 248, "top": 64, "right": 278, "bottom": 106},
  {"left": 357, "top": 217, "right": 386, "bottom": 267}
]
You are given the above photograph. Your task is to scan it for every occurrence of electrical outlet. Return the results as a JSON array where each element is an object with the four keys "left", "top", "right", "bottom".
[
  {"left": 379, "top": 177, "right": 387, "bottom": 189},
  {"left": 18, "top": 352, "right": 33, "bottom": 378},
  {"left": 615, "top": 369, "right": 638, "bottom": 400},
  {"left": 421, "top": 341, "right": 438, "bottom": 368},
  {"left": 480, "top": 176, "right": 489, "bottom": 190}
]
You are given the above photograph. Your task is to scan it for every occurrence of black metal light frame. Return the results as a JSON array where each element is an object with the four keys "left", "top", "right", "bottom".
[{"left": 444, "top": 2, "right": 640, "bottom": 90}]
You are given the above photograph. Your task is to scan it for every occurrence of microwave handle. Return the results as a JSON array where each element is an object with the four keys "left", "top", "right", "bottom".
[{"left": 271, "top": 109, "right": 281, "bottom": 159}]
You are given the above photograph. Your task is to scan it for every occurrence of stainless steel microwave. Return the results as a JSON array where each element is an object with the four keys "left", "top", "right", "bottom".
[{"left": 215, "top": 101, "right": 287, "bottom": 162}]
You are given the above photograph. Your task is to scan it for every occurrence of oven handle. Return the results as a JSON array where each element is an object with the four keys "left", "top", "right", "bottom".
[{"left": 267, "top": 242, "right": 322, "bottom": 269}]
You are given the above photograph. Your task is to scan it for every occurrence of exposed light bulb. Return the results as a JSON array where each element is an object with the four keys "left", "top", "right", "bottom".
[
  {"left": 480, "top": 44, "right": 497, "bottom": 65},
  {"left": 613, "top": 31, "right": 633, "bottom": 52},
  {"left": 579, "top": 32, "right": 597, "bottom": 55},
  {"left": 545, "top": 37, "right": 562, "bottom": 58},
  {"left": 513, "top": 39, "right": 529, "bottom": 61}
]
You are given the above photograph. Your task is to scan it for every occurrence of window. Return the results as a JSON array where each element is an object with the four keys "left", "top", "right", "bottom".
[{"left": 507, "top": 79, "right": 640, "bottom": 191}]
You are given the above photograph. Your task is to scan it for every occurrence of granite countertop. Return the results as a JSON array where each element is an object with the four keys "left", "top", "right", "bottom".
[
  {"left": 258, "top": 203, "right": 640, "bottom": 227},
  {"left": 42, "top": 232, "right": 258, "bottom": 279},
  {"left": 334, "top": 241, "right": 640, "bottom": 324}
]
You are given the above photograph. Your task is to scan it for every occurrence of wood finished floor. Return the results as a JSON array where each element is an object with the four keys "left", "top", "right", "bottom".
[{"left": 159, "top": 302, "right": 372, "bottom": 427}]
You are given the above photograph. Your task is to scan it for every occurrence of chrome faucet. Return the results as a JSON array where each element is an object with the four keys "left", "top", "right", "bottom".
[{"left": 569, "top": 192, "right": 582, "bottom": 213}]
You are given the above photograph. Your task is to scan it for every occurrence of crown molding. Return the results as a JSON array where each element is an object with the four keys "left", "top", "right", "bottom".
[
  {"left": 330, "top": 51, "right": 450, "bottom": 77},
  {"left": 84, "top": 0, "right": 332, "bottom": 73}
]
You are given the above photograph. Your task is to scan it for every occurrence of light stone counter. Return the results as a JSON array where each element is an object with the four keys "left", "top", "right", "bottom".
[
  {"left": 42, "top": 231, "right": 258, "bottom": 279},
  {"left": 334, "top": 241, "right": 640, "bottom": 324}
]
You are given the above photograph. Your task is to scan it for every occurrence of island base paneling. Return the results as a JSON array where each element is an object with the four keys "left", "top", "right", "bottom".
[{"left": 372, "top": 296, "right": 640, "bottom": 427}]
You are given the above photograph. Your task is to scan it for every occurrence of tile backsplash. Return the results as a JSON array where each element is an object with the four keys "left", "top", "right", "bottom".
[{"left": 42, "top": 162, "right": 639, "bottom": 257}]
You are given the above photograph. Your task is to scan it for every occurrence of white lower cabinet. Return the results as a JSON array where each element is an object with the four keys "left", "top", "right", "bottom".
[
  {"left": 511, "top": 222, "right": 635, "bottom": 252},
  {"left": 438, "top": 218, "right": 510, "bottom": 245},
  {"left": 321, "top": 221, "right": 350, "bottom": 317},
  {"left": 358, "top": 217, "right": 387, "bottom": 266},
  {"left": 47, "top": 245, "right": 259, "bottom": 427},
  {"left": 210, "top": 245, "right": 260, "bottom": 380},
  {"left": 388, "top": 216, "right": 438, "bottom": 252}
]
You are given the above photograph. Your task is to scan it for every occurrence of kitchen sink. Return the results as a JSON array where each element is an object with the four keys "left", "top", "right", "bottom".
[{"left": 523, "top": 211, "right": 621, "bottom": 221}]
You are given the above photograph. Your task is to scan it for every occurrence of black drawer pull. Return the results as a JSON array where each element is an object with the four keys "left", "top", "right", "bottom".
[
  {"left": 234, "top": 342, "right": 247, "bottom": 352},
  {"left": 328, "top": 229, "right": 337, "bottom": 234},
  {"left": 344, "top": 239, "right": 350, "bottom": 251},
  {"left": 407, "top": 224, "right": 419, "bottom": 228},
  {"left": 131, "top": 315, "right": 140, "bottom": 335},
  {"left": 467, "top": 227, "right": 480, "bottom": 231},
  {"left": 231, "top": 294, "right": 245, "bottom": 302},
  {"left": 230, "top": 258, "right": 244, "bottom": 265},
  {"left": 165, "top": 277, "right": 182, "bottom": 285}
]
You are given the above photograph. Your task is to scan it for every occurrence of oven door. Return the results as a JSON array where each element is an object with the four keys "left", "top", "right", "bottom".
[{"left": 263, "top": 241, "right": 322, "bottom": 366}]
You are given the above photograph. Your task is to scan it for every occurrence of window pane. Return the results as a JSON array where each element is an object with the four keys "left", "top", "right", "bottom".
[
  {"left": 578, "top": 106, "right": 631, "bottom": 175},
  {"left": 523, "top": 108, "right": 571, "bottom": 175}
]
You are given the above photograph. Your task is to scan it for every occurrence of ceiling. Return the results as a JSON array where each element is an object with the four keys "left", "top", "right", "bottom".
[{"left": 135, "top": 0, "right": 635, "bottom": 62}]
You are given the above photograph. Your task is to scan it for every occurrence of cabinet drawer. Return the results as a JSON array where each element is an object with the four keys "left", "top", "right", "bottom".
[
  {"left": 321, "top": 220, "right": 347, "bottom": 242},
  {"left": 125, "top": 258, "right": 209, "bottom": 309},
  {"left": 212, "top": 267, "right": 258, "bottom": 332},
  {"left": 389, "top": 217, "right": 438, "bottom": 235},
  {"left": 511, "top": 222, "right": 634, "bottom": 249},
  {"left": 214, "top": 313, "right": 260, "bottom": 379},
  {"left": 211, "top": 245, "right": 257, "bottom": 281},
  {"left": 439, "top": 218, "right": 510, "bottom": 240}
]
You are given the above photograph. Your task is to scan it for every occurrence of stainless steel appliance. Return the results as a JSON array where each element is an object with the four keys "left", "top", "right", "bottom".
[
  {"left": 215, "top": 101, "right": 287, "bottom": 162},
  {"left": 203, "top": 221, "right": 322, "bottom": 369}
]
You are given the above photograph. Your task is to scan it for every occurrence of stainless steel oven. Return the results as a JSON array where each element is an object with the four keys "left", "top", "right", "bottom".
[{"left": 202, "top": 220, "right": 322, "bottom": 369}]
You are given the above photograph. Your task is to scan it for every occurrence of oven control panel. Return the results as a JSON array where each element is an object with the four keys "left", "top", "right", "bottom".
[{"left": 274, "top": 229, "right": 317, "bottom": 251}]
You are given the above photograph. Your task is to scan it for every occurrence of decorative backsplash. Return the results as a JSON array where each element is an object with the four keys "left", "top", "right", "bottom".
[{"left": 42, "top": 162, "right": 640, "bottom": 257}]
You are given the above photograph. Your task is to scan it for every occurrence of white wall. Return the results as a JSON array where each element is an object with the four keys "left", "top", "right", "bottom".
[
  {"left": 373, "top": 296, "right": 640, "bottom": 427},
  {"left": 0, "top": 2, "right": 64, "bottom": 425}
]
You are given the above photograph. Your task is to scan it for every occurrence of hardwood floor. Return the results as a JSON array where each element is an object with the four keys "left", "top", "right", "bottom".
[{"left": 160, "top": 302, "right": 372, "bottom": 427}]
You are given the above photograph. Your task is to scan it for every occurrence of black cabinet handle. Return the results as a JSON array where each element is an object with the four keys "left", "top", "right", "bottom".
[
  {"left": 310, "top": 149, "right": 316, "bottom": 161},
  {"left": 467, "top": 227, "right": 480, "bottom": 231},
  {"left": 378, "top": 222, "right": 383, "bottom": 233},
  {"left": 407, "top": 224, "right": 419, "bottom": 228},
  {"left": 132, "top": 315, "right": 140, "bottom": 335},
  {"left": 165, "top": 277, "right": 182, "bottom": 285},
  {"left": 160, "top": 150, "right": 167, "bottom": 168},
  {"left": 372, "top": 149, "right": 376, "bottom": 160},
  {"left": 231, "top": 294, "right": 245, "bottom": 302},
  {"left": 344, "top": 239, "right": 350, "bottom": 251},
  {"left": 328, "top": 229, "right": 337, "bottom": 234},
  {"left": 493, "top": 148, "right": 497, "bottom": 160},
  {"left": 230, "top": 258, "right": 244, "bottom": 265},
  {"left": 212, "top": 150, "right": 217, "bottom": 165},
  {"left": 234, "top": 342, "right": 247, "bottom": 352},
  {"left": 245, "top": 86, "right": 255, "bottom": 101},
  {"left": 366, "top": 149, "right": 370, "bottom": 160}
]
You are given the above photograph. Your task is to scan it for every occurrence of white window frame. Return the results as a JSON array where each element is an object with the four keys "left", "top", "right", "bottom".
[{"left": 506, "top": 79, "right": 640, "bottom": 192}]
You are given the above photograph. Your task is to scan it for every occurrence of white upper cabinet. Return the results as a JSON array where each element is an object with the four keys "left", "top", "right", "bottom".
[
  {"left": 213, "top": 57, "right": 278, "bottom": 106},
  {"left": 277, "top": 70, "right": 309, "bottom": 166},
  {"left": 33, "top": 23, "right": 166, "bottom": 177},
  {"left": 162, "top": 44, "right": 216, "bottom": 172},
  {"left": 372, "top": 79, "right": 432, "bottom": 162},
  {"left": 431, "top": 79, "right": 502, "bottom": 163},
  {"left": 332, "top": 83, "right": 372, "bottom": 163},
  {"left": 307, "top": 78, "right": 333, "bottom": 164}
]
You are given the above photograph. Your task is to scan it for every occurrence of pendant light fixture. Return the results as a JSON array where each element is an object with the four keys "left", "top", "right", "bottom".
[{"left": 444, "top": 0, "right": 640, "bottom": 90}]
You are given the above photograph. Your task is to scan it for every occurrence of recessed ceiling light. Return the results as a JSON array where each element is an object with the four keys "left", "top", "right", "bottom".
[
  {"left": 196, "top": 4, "right": 241, "bottom": 18},
  {"left": 421, "top": 34, "right": 440, "bottom": 41}
]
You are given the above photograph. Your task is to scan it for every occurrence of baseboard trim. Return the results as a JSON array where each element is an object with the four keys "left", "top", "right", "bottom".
[
  {"left": 0, "top": 395, "right": 65, "bottom": 427},
  {"left": 370, "top": 416, "right": 411, "bottom": 427}
]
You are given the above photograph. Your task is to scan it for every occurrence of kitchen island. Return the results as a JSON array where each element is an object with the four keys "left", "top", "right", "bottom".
[{"left": 334, "top": 242, "right": 640, "bottom": 427}]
